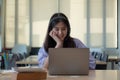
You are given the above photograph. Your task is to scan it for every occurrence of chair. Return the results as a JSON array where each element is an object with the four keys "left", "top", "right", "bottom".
[
  {"left": 90, "top": 48, "right": 108, "bottom": 70},
  {"left": 9, "top": 44, "right": 30, "bottom": 68},
  {"left": 29, "top": 47, "right": 40, "bottom": 55},
  {"left": 100, "top": 53, "right": 109, "bottom": 62},
  {"left": 11, "top": 44, "right": 28, "bottom": 59},
  {"left": 91, "top": 52, "right": 97, "bottom": 58},
  {"left": 95, "top": 52, "right": 102, "bottom": 60},
  {"left": 95, "top": 53, "right": 109, "bottom": 70}
]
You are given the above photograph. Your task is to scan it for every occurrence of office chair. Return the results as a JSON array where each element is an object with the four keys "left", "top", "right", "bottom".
[
  {"left": 95, "top": 53, "right": 109, "bottom": 70},
  {"left": 9, "top": 44, "right": 30, "bottom": 68},
  {"left": 11, "top": 44, "right": 28, "bottom": 59}
]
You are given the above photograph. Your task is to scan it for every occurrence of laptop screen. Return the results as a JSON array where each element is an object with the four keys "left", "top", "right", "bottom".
[{"left": 48, "top": 48, "right": 89, "bottom": 75}]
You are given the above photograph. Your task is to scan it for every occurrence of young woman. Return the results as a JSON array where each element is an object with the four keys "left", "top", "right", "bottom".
[{"left": 38, "top": 13, "right": 96, "bottom": 70}]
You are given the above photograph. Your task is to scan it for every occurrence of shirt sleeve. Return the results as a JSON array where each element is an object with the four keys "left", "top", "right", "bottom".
[
  {"left": 73, "top": 38, "right": 96, "bottom": 69},
  {"left": 38, "top": 47, "right": 48, "bottom": 68}
]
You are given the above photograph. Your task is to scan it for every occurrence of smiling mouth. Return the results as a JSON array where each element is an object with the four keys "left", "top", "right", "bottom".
[{"left": 60, "top": 36, "right": 64, "bottom": 38}]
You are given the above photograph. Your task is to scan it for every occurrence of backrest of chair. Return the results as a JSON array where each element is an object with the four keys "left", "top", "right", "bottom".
[
  {"left": 93, "top": 52, "right": 108, "bottom": 62},
  {"left": 95, "top": 52, "right": 102, "bottom": 60},
  {"left": 91, "top": 52, "right": 97, "bottom": 58},
  {"left": 100, "top": 53, "right": 109, "bottom": 62},
  {"left": 11, "top": 44, "right": 27, "bottom": 56},
  {"left": 30, "top": 47, "right": 40, "bottom": 55},
  {"left": 90, "top": 48, "right": 109, "bottom": 70}
]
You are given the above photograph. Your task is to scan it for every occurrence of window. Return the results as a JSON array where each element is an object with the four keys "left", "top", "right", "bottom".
[
  {"left": 32, "top": 0, "right": 58, "bottom": 47},
  {"left": 5, "top": 0, "right": 117, "bottom": 48},
  {"left": 18, "top": 0, "right": 30, "bottom": 45},
  {"left": 6, "top": 0, "right": 15, "bottom": 47}
]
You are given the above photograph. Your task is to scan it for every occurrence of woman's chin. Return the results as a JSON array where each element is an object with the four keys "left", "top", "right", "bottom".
[{"left": 59, "top": 37, "right": 64, "bottom": 40}]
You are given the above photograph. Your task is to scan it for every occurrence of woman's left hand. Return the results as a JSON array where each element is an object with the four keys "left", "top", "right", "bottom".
[{"left": 49, "top": 30, "right": 63, "bottom": 48}]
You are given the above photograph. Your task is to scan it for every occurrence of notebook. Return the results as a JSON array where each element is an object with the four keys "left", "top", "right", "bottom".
[
  {"left": 15, "top": 67, "right": 47, "bottom": 80},
  {"left": 48, "top": 48, "right": 89, "bottom": 75}
]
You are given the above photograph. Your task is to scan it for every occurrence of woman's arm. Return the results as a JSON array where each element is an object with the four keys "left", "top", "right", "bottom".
[
  {"left": 38, "top": 47, "right": 48, "bottom": 68},
  {"left": 49, "top": 30, "right": 63, "bottom": 48},
  {"left": 73, "top": 38, "right": 96, "bottom": 69},
  {"left": 89, "top": 53, "right": 96, "bottom": 69}
]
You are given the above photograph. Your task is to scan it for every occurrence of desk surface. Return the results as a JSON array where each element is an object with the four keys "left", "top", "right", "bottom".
[
  {"left": 0, "top": 70, "right": 119, "bottom": 80},
  {"left": 16, "top": 55, "right": 107, "bottom": 65},
  {"left": 16, "top": 55, "right": 38, "bottom": 65},
  {"left": 16, "top": 55, "right": 120, "bottom": 64},
  {"left": 108, "top": 56, "right": 120, "bottom": 61}
]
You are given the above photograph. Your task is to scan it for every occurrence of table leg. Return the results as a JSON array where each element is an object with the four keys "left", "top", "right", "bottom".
[{"left": 111, "top": 61, "right": 114, "bottom": 69}]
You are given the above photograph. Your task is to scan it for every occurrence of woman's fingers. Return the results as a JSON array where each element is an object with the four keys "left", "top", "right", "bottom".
[
  {"left": 49, "top": 30, "right": 55, "bottom": 37},
  {"left": 49, "top": 30, "right": 63, "bottom": 46},
  {"left": 43, "top": 57, "right": 49, "bottom": 69}
]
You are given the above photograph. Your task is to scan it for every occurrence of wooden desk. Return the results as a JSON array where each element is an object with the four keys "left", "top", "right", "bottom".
[
  {"left": 96, "top": 60, "right": 106, "bottom": 65},
  {"left": 16, "top": 55, "right": 38, "bottom": 65},
  {"left": 108, "top": 56, "right": 120, "bottom": 69},
  {"left": 16, "top": 55, "right": 106, "bottom": 65},
  {"left": 0, "top": 70, "right": 119, "bottom": 80}
]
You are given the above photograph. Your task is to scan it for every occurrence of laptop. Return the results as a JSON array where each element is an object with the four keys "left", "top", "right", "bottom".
[{"left": 48, "top": 48, "right": 89, "bottom": 75}]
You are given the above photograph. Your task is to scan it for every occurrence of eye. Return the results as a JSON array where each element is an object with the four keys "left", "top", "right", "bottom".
[
  {"left": 62, "top": 28, "right": 67, "bottom": 31},
  {"left": 53, "top": 27, "right": 59, "bottom": 31},
  {"left": 62, "top": 28, "right": 66, "bottom": 30}
]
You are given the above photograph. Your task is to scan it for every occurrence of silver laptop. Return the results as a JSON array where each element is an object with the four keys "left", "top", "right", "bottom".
[{"left": 48, "top": 48, "right": 89, "bottom": 75}]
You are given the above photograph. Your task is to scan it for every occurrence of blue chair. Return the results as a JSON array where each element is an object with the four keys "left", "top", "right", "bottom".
[
  {"left": 96, "top": 53, "right": 109, "bottom": 70},
  {"left": 9, "top": 44, "right": 30, "bottom": 68}
]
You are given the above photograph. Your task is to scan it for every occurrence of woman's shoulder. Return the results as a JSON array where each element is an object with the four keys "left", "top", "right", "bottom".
[
  {"left": 39, "top": 46, "right": 47, "bottom": 54},
  {"left": 39, "top": 46, "right": 44, "bottom": 51},
  {"left": 73, "top": 38, "right": 82, "bottom": 43},
  {"left": 72, "top": 38, "right": 86, "bottom": 48}
]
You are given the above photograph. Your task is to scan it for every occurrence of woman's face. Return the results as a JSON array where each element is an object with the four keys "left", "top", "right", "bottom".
[{"left": 52, "top": 22, "right": 68, "bottom": 41}]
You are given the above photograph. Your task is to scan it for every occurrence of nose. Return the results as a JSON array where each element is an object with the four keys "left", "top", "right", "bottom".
[{"left": 58, "top": 30, "right": 63, "bottom": 35}]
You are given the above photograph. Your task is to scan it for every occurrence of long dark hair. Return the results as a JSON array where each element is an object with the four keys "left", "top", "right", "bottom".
[{"left": 44, "top": 13, "right": 76, "bottom": 52}]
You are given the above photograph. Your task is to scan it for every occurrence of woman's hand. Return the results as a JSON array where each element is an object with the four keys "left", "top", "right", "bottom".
[
  {"left": 49, "top": 30, "right": 63, "bottom": 48},
  {"left": 43, "top": 57, "right": 49, "bottom": 70}
]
